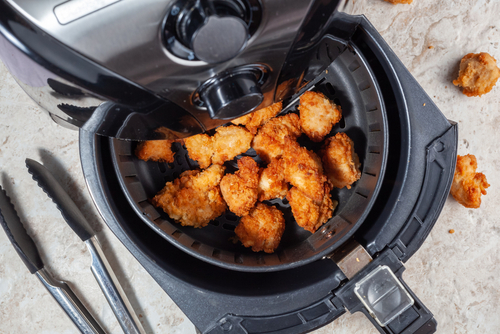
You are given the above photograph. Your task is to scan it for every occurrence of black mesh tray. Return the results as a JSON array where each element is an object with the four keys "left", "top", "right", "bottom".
[{"left": 110, "top": 45, "right": 388, "bottom": 272}]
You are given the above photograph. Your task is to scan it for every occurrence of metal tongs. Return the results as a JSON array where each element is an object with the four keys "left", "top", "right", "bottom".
[{"left": 0, "top": 159, "right": 146, "bottom": 334}]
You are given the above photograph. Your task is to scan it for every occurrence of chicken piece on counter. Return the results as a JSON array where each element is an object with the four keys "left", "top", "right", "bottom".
[
  {"left": 252, "top": 113, "right": 302, "bottom": 163},
  {"left": 384, "top": 0, "right": 413, "bottom": 4},
  {"left": 298, "top": 91, "right": 342, "bottom": 142},
  {"left": 453, "top": 52, "right": 500, "bottom": 97},
  {"left": 220, "top": 157, "right": 260, "bottom": 216},
  {"left": 135, "top": 140, "right": 176, "bottom": 163},
  {"left": 287, "top": 183, "right": 337, "bottom": 233},
  {"left": 282, "top": 136, "right": 327, "bottom": 204},
  {"left": 234, "top": 203, "right": 285, "bottom": 253},
  {"left": 450, "top": 154, "right": 490, "bottom": 208},
  {"left": 258, "top": 158, "right": 288, "bottom": 201},
  {"left": 151, "top": 164, "right": 227, "bottom": 228},
  {"left": 231, "top": 102, "right": 283, "bottom": 134},
  {"left": 212, "top": 125, "right": 254, "bottom": 165},
  {"left": 321, "top": 132, "right": 361, "bottom": 189},
  {"left": 184, "top": 133, "right": 214, "bottom": 169}
]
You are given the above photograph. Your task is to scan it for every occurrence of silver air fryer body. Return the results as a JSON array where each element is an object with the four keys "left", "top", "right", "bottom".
[{"left": 0, "top": 0, "right": 350, "bottom": 140}]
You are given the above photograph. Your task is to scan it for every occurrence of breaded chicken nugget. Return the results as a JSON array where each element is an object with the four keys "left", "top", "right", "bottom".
[
  {"left": 234, "top": 203, "right": 285, "bottom": 253},
  {"left": 451, "top": 154, "right": 490, "bottom": 208},
  {"left": 212, "top": 125, "right": 254, "bottom": 165},
  {"left": 135, "top": 140, "right": 176, "bottom": 163},
  {"left": 220, "top": 157, "right": 260, "bottom": 216},
  {"left": 231, "top": 113, "right": 253, "bottom": 126},
  {"left": 232, "top": 102, "right": 283, "bottom": 134},
  {"left": 184, "top": 133, "right": 214, "bottom": 169},
  {"left": 384, "top": 0, "right": 412, "bottom": 4},
  {"left": 287, "top": 183, "right": 337, "bottom": 233},
  {"left": 453, "top": 52, "right": 500, "bottom": 97},
  {"left": 252, "top": 113, "right": 302, "bottom": 163},
  {"left": 258, "top": 158, "right": 288, "bottom": 201},
  {"left": 299, "top": 91, "right": 342, "bottom": 142},
  {"left": 282, "top": 136, "right": 326, "bottom": 204},
  {"left": 321, "top": 132, "right": 361, "bottom": 189},
  {"left": 151, "top": 164, "right": 227, "bottom": 228}
]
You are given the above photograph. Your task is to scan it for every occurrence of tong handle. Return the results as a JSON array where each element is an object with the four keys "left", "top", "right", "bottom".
[
  {"left": 35, "top": 268, "right": 106, "bottom": 334},
  {"left": 86, "top": 237, "right": 146, "bottom": 334}
]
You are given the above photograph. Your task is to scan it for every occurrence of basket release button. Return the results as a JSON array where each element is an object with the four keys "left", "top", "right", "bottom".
[{"left": 354, "top": 265, "right": 414, "bottom": 327}]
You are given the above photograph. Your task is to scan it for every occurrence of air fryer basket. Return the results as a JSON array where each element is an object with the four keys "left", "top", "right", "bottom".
[{"left": 111, "top": 41, "right": 388, "bottom": 272}]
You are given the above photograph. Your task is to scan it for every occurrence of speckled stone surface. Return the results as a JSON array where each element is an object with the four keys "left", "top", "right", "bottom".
[{"left": 1, "top": 0, "right": 499, "bottom": 333}]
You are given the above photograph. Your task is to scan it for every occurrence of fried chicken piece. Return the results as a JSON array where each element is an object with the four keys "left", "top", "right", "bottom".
[
  {"left": 258, "top": 158, "right": 288, "bottom": 201},
  {"left": 452, "top": 52, "right": 500, "bottom": 97},
  {"left": 151, "top": 164, "right": 227, "bottom": 228},
  {"left": 184, "top": 133, "right": 214, "bottom": 169},
  {"left": 450, "top": 154, "right": 489, "bottom": 208},
  {"left": 234, "top": 203, "right": 285, "bottom": 253},
  {"left": 135, "top": 140, "right": 176, "bottom": 163},
  {"left": 321, "top": 132, "right": 361, "bottom": 189},
  {"left": 212, "top": 125, "right": 254, "bottom": 165},
  {"left": 287, "top": 183, "right": 337, "bottom": 233},
  {"left": 231, "top": 113, "right": 253, "bottom": 126},
  {"left": 298, "top": 91, "right": 342, "bottom": 142},
  {"left": 220, "top": 157, "right": 260, "bottom": 216},
  {"left": 282, "top": 136, "right": 326, "bottom": 204},
  {"left": 232, "top": 102, "right": 283, "bottom": 134},
  {"left": 384, "top": 0, "right": 412, "bottom": 4},
  {"left": 252, "top": 113, "right": 302, "bottom": 163}
]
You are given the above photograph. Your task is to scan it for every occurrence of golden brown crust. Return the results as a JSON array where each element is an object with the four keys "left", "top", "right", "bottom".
[
  {"left": 151, "top": 164, "right": 227, "bottom": 228},
  {"left": 212, "top": 126, "right": 254, "bottom": 165},
  {"left": 298, "top": 91, "right": 342, "bottom": 142},
  {"left": 231, "top": 102, "right": 283, "bottom": 134},
  {"left": 231, "top": 113, "right": 253, "bottom": 126},
  {"left": 282, "top": 136, "right": 327, "bottom": 204},
  {"left": 234, "top": 203, "right": 285, "bottom": 253},
  {"left": 384, "top": 0, "right": 413, "bottom": 4},
  {"left": 252, "top": 113, "right": 302, "bottom": 163},
  {"left": 184, "top": 134, "right": 214, "bottom": 169},
  {"left": 450, "top": 154, "right": 489, "bottom": 208},
  {"left": 452, "top": 52, "right": 500, "bottom": 97},
  {"left": 287, "top": 183, "right": 337, "bottom": 233},
  {"left": 135, "top": 140, "right": 176, "bottom": 163},
  {"left": 220, "top": 157, "right": 260, "bottom": 216},
  {"left": 321, "top": 132, "right": 361, "bottom": 189},
  {"left": 258, "top": 158, "right": 288, "bottom": 201}
]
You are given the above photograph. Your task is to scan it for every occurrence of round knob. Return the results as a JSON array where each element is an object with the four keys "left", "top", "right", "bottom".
[
  {"left": 199, "top": 72, "right": 263, "bottom": 119},
  {"left": 177, "top": 0, "right": 249, "bottom": 63}
]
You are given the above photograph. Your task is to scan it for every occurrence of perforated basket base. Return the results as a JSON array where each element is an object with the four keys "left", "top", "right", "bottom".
[{"left": 111, "top": 42, "right": 387, "bottom": 272}]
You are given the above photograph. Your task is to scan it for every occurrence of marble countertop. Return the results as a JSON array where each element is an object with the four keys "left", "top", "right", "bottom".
[{"left": 1, "top": 0, "right": 499, "bottom": 333}]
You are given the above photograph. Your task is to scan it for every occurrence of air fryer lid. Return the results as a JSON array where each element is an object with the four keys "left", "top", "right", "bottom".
[{"left": 111, "top": 40, "right": 388, "bottom": 272}]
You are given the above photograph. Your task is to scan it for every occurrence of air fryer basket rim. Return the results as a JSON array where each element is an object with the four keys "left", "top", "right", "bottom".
[{"left": 110, "top": 39, "right": 388, "bottom": 272}]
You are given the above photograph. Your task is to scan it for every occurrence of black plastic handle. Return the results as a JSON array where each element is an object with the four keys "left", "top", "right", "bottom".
[
  {"left": 205, "top": 294, "right": 346, "bottom": 334},
  {"left": 335, "top": 249, "right": 437, "bottom": 334}
]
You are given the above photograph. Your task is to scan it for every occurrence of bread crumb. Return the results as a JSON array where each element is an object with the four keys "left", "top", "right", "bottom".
[
  {"left": 423, "top": 103, "right": 426, "bottom": 106},
  {"left": 449, "top": 229, "right": 455, "bottom": 234}
]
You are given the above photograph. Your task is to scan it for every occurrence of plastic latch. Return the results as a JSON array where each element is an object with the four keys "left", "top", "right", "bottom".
[{"left": 353, "top": 265, "right": 414, "bottom": 327}]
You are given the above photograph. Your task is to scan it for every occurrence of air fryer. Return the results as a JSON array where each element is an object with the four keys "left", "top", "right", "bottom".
[{"left": 0, "top": 0, "right": 457, "bottom": 333}]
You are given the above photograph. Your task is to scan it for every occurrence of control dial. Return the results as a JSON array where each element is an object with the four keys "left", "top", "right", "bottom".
[
  {"left": 176, "top": 0, "right": 249, "bottom": 63},
  {"left": 198, "top": 71, "right": 263, "bottom": 119}
]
